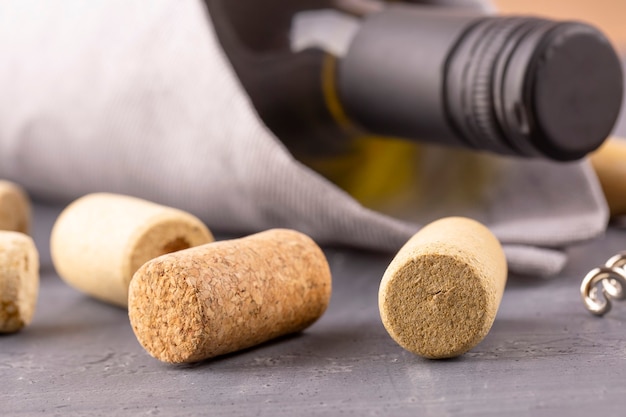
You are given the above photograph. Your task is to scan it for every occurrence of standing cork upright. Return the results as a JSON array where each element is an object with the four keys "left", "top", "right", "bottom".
[
  {"left": 0, "top": 180, "right": 31, "bottom": 234},
  {"left": 51, "top": 193, "right": 214, "bottom": 307},
  {"left": 379, "top": 217, "right": 507, "bottom": 359},
  {"left": 128, "top": 229, "right": 332, "bottom": 364}
]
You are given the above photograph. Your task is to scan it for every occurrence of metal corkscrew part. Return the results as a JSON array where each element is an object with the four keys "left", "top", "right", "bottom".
[{"left": 581, "top": 252, "right": 626, "bottom": 316}]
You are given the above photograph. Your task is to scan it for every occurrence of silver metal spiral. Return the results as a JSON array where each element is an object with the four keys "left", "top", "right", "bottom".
[{"left": 581, "top": 252, "right": 626, "bottom": 316}]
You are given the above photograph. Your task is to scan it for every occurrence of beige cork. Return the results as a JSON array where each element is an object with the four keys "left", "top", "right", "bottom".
[
  {"left": 590, "top": 138, "right": 626, "bottom": 217},
  {"left": 0, "top": 231, "right": 39, "bottom": 333},
  {"left": 128, "top": 229, "right": 332, "bottom": 364},
  {"left": 0, "top": 180, "right": 31, "bottom": 234},
  {"left": 50, "top": 193, "right": 214, "bottom": 307},
  {"left": 379, "top": 217, "right": 507, "bottom": 359}
]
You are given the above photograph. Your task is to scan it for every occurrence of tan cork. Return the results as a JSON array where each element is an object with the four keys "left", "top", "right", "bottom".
[
  {"left": 0, "top": 231, "right": 39, "bottom": 333},
  {"left": 50, "top": 193, "right": 214, "bottom": 307},
  {"left": 591, "top": 138, "right": 626, "bottom": 217},
  {"left": 0, "top": 181, "right": 31, "bottom": 234},
  {"left": 379, "top": 217, "right": 507, "bottom": 359},
  {"left": 128, "top": 229, "right": 332, "bottom": 364}
]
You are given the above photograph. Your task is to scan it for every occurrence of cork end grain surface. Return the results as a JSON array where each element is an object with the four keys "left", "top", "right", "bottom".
[
  {"left": 129, "top": 229, "right": 332, "bottom": 364},
  {"left": 379, "top": 217, "right": 507, "bottom": 359},
  {"left": 129, "top": 266, "right": 205, "bottom": 363},
  {"left": 0, "top": 231, "right": 39, "bottom": 333},
  {"left": 381, "top": 252, "right": 493, "bottom": 358}
]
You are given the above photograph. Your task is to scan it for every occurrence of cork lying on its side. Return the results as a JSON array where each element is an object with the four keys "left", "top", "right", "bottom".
[
  {"left": 379, "top": 217, "right": 507, "bottom": 359},
  {"left": 51, "top": 193, "right": 214, "bottom": 307},
  {"left": 0, "top": 231, "right": 39, "bottom": 333},
  {"left": 591, "top": 138, "right": 626, "bottom": 217},
  {"left": 128, "top": 229, "right": 332, "bottom": 364},
  {"left": 0, "top": 181, "right": 31, "bottom": 234}
]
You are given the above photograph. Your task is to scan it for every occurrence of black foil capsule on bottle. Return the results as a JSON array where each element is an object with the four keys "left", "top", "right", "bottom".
[{"left": 205, "top": 0, "right": 624, "bottom": 161}]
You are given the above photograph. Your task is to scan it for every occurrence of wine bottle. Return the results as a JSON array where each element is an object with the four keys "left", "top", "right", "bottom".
[{"left": 203, "top": 0, "right": 623, "bottom": 162}]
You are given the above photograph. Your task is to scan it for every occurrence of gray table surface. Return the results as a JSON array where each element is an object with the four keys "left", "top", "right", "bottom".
[{"left": 3, "top": 200, "right": 626, "bottom": 417}]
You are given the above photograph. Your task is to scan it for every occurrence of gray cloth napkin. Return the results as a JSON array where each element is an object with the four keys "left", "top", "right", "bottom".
[{"left": 0, "top": 0, "right": 609, "bottom": 276}]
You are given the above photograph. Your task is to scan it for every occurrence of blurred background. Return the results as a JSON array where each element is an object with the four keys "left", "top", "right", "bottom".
[{"left": 496, "top": 0, "right": 626, "bottom": 49}]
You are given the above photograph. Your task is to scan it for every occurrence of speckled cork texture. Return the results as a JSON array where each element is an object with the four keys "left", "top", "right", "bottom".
[
  {"left": 379, "top": 217, "right": 507, "bottom": 359},
  {"left": 591, "top": 138, "right": 626, "bottom": 217},
  {"left": 0, "top": 231, "right": 39, "bottom": 333},
  {"left": 0, "top": 181, "right": 31, "bottom": 234},
  {"left": 128, "top": 229, "right": 332, "bottom": 364},
  {"left": 50, "top": 193, "right": 214, "bottom": 307}
]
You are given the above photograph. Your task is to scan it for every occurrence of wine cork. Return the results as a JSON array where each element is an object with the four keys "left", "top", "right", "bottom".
[
  {"left": 0, "top": 180, "right": 30, "bottom": 234},
  {"left": 379, "top": 217, "right": 507, "bottom": 359},
  {"left": 0, "top": 231, "right": 39, "bottom": 333},
  {"left": 590, "top": 138, "right": 626, "bottom": 217},
  {"left": 51, "top": 193, "right": 214, "bottom": 307},
  {"left": 128, "top": 229, "right": 332, "bottom": 364}
]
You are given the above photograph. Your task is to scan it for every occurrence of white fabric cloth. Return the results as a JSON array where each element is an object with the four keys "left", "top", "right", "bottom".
[{"left": 0, "top": 0, "right": 609, "bottom": 276}]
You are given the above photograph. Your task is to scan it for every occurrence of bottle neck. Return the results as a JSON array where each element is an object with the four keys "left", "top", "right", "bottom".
[{"left": 203, "top": 0, "right": 623, "bottom": 161}]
